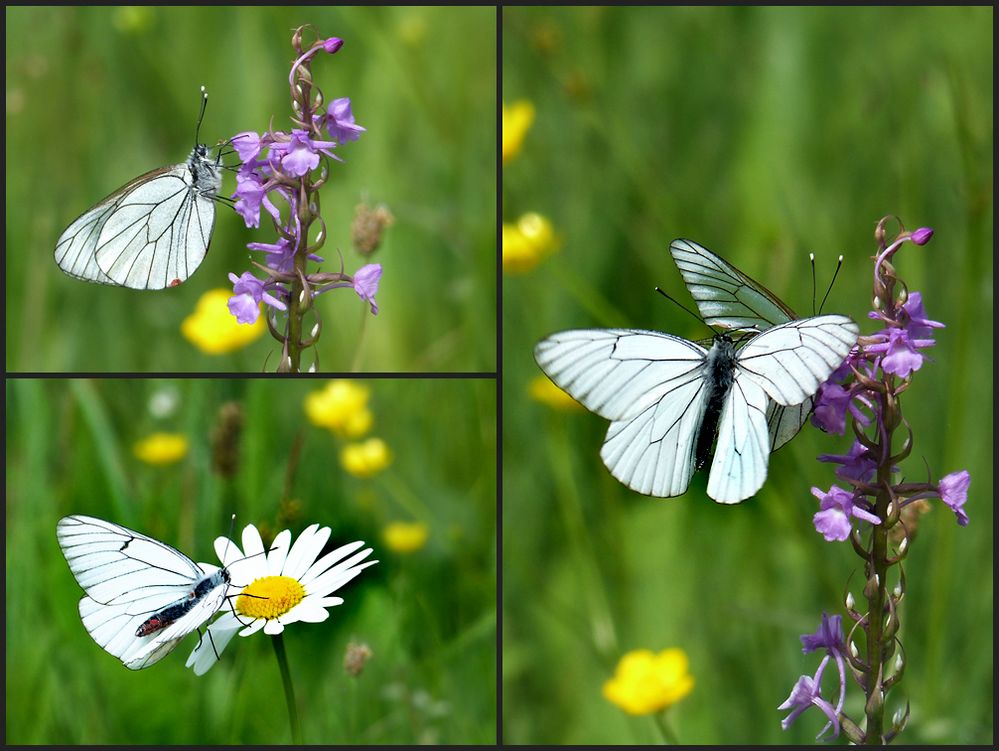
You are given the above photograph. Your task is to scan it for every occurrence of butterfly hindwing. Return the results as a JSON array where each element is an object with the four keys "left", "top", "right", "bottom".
[{"left": 535, "top": 329, "right": 713, "bottom": 497}]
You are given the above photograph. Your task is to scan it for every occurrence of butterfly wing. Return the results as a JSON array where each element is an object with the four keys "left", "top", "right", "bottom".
[
  {"left": 706, "top": 374, "right": 772, "bottom": 503},
  {"left": 766, "top": 397, "right": 814, "bottom": 452},
  {"left": 535, "top": 329, "right": 712, "bottom": 497},
  {"left": 669, "top": 238, "right": 798, "bottom": 333},
  {"left": 735, "top": 315, "right": 859, "bottom": 406},
  {"left": 55, "top": 152, "right": 219, "bottom": 290},
  {"left": 56, "top": 515, "right": 219, "bottom": 669}
]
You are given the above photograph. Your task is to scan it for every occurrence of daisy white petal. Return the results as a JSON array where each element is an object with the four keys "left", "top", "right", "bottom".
[
  {"left": 292, "top": 603, "right": 331, "bottom": 623},
  {"left": 186, "top": 613, "right": 242, "bottom": 676},
  {"left": 306, "top": 552, "right": 377, "bottom": 593},
  {"left": 240, "top": 618, "right": 267, "bottom": 637},
  {"left": 300, "top": 544, "right": 374, "bottom": 587},
  {"left": 267, "top": 529, "right": 293, "bottom": 575},
  {"left": 285, "top": 524, "right": 331, "bottom": 580},
  {"left": 298, "top": 540, "right": 369, "bottom": 584},
  {"left": 263, "top": 619, "right": 285, "bottom": 635},
  {"left": 314, "top": 596, "right": 345, "bottom": 608},
  {"left": 241, "top": 524, "right": 266, "bottom": 560}
]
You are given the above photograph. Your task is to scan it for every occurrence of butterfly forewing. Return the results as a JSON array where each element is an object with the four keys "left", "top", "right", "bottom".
[
  {"left": 536, "top": 329, "right": 713, "bottom": 497},
  {"left": 735, "top": 315, "right": 859, "bottom": 406},
  {"left": 54, "top": 148, "right": 220, "bottom": 290},
  {"left": 670, "top": 238, "right": 797, "bottom": 332}
]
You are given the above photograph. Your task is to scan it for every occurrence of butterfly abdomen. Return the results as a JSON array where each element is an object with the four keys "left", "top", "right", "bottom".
[{"left": 695, "top": 336, "right": 737, "bottom": 470}]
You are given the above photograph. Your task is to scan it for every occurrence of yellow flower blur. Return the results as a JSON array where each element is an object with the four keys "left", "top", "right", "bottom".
[
  {"left": 529, "top": 374, "right": 582, "bottom": 411},
  {"left": 133, "top": 432, "right": 189, "bottom": 466},
  {"left": 502, "top": 100, "right": 535, "bottom": 163},
  {"left": 181, "top": 289, "right": 265, "bottom": 355},
  {"left": 603, "top": 648, "right": 694, "bottom": 716},
  {"left": 503, "top": 212, "right": 559, "bottom": 274},
  {"left": 382, "top": 521, "right": 430, "bottom": 554},
  {"left": 304, "top": 381, "right": 373, "bottom": 438},
  {"left": 341, "top": 438, "right": 392, "bottom": 479}
]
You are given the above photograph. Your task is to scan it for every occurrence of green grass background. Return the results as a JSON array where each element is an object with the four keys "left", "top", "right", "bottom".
[
  {"left": 6, "top": 6, "right": 496, "bottom": 372},
  {"left": 503, "top": 6, "right": 992, "bottom": 744},
  {"left": 5, "top": 378, "right": 496, "bottom": 744}
]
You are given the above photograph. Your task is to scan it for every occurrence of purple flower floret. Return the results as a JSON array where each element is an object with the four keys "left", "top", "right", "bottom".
[
  {"left": 227, "top": 272, "right": 287, "bottom": 325},
  {"left": 900, "top": 292, "right": 945, "bottom": 340},
  {"left": 233, "top": 164, "right": 281, "bottom": 229},
  {"left": 818, "top": 441, "right": 878, "bottom": 482},
  {"left": 274, "top": 129, "right": 341, "bottom": 177},
  {"left": 779, "top": 674, "right": 841, "bottom": 739},
  {"left": 780, "top": 613, "right": 846, "bottom": 739},
  {"left": 801, "top": 613, "right": 844, "bottom": 655},
  {"left": 811, "top": 485, "right": 881, "bottom": 542},
  {"left": 880, "top": 327, "right": 925, "bottom": 377},
  {"left": 353, "top": 263, "right": 382, "bottom": 314},
  {"left": 322, "top": 98, "right": 366, "bottom": 143},
  {"left": 938, "top": 470, "right": 970, "bottom": 526}
]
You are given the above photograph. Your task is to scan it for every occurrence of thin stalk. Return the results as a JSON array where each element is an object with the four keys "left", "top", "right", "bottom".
[{"left": 272, "top": 633, "right": 302, "bottom": 743}]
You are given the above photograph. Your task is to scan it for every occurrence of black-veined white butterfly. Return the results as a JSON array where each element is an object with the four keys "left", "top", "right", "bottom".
[
  {"left": 54, "top": 87, "right": 224, "bottom": 290},
  {"left": 534, "top": 239, "right": 859, "bottom": 504},
  {"left": 56, "top": 515, "right": 235, "bottom": 669}
]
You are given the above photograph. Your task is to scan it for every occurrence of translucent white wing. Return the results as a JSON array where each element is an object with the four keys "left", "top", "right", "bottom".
[
  {"left": 735, "top": 315, "right": 859, "bottom": 406},
  {"left": 55, "top": 149, "right": 219, "bottom": 290},
  {"left": 57, "top": 515, "right": 224, "bottom": 670},
  {"left": 53, "top": 200, "right": 121, "bottom": 285},
  {"left": 706, "top": 375, "right": 771, "bottom": 503},
  {"left": 57, "top": 515, "right": 204, "bottom": 602},
  {"left": 77, "top": 574, "right": 228, "bottom": 670},
  {"left": 767, "top": 397, "right": 814, "bottom": 452},
  {"left": 669, "top": 238, "right": 797, "bottom": 332},
  {"left": 535, "top": 329, "right": 712, "bottom": 497}
]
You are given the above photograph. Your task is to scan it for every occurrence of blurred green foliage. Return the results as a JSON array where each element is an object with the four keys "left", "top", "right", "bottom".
[
  {"left": 503, "top": 6, "right": 991, "bottom": 744},
  {"left": 6, "top": 6, "right": 496, "bottom": 372},
  {"left": 6, "top": 378, "right": 496, "bottom": 743}
]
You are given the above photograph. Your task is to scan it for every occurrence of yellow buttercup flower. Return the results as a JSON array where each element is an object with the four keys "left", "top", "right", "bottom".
[
  {"left": 304, "top": 381, "right": 373, "bottom": 438},
  {"left": 529, "top": 374, "right": 582, "bottom": 411},
  {"left": 341, "top": 438, "right": 392, "bottom": 479},
  {"left": 181, "top": 289, "right": 265, "bottom": 355},
  {"left": 503, "top": 212, "right": 559, "bottom": 274},
  {"left": 382, "top": 521, "right": 429, "bottom": 554},
  {"left": 133, "top": 432, "right": 189, "bottom": 466},
  {"left": 502, "top": 100, "right": 535, "bottom": 163},
  {"left": 603, "top": 648, "right": 694, "bottom": 716}
]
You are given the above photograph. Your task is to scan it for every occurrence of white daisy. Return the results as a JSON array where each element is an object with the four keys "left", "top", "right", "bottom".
[{"left": 187, "top": 522, "right": 377, "bottom": 675}]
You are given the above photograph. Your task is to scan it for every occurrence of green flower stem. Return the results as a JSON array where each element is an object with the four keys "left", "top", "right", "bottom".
[
  {"left": 272, "top": 633, "right": 301, "bottom": 743},
  {"left": 652, "top": 709, "right": 679, "bottom": 745}
]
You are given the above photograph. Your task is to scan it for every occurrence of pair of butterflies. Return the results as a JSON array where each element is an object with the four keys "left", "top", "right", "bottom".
[
  {"left": 56, "top": 514, "right": 248, "bottom": 670},
  {"left": 535, "top": 239, "right": 859, "bottom": 504},
  {"left": 54, "top": 87, "right": 223, "bottom": 290}
]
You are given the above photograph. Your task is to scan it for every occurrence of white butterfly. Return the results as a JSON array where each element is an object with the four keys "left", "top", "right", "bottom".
[
  {"left": 534, "top": 239, "right": 859, "bottom": 504},
  {"left": 56, "top": 515, "right": 233, "bottom": 669},
  {"left": 54, "top": 87, "right": 222, "bottom": 290}
]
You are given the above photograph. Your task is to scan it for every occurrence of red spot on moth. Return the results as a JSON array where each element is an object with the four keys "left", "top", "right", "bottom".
[
  {"left": 169, "top": 278, "right": 183, "bottom": 287},
  {"left": 136, "top": 617, "right": 165, "bottom": 637}
]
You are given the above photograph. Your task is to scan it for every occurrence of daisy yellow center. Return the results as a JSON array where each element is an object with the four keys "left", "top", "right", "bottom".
[{"left": 236, "top": 575, "right": 306, "bottom": 619}]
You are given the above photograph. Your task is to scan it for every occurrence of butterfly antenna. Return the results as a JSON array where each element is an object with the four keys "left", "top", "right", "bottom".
[
  {"left": 809, "top": 253, "right": 818, "bottom": 316},
  {"left": 818, "top": 255, "right": 844, "bottom": 313},
  {"left": 195, "top": 85, "right": 209, "bottom": 147},
  {"left": 655, "top": 287, "right": 707, "bottom": 329}
]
